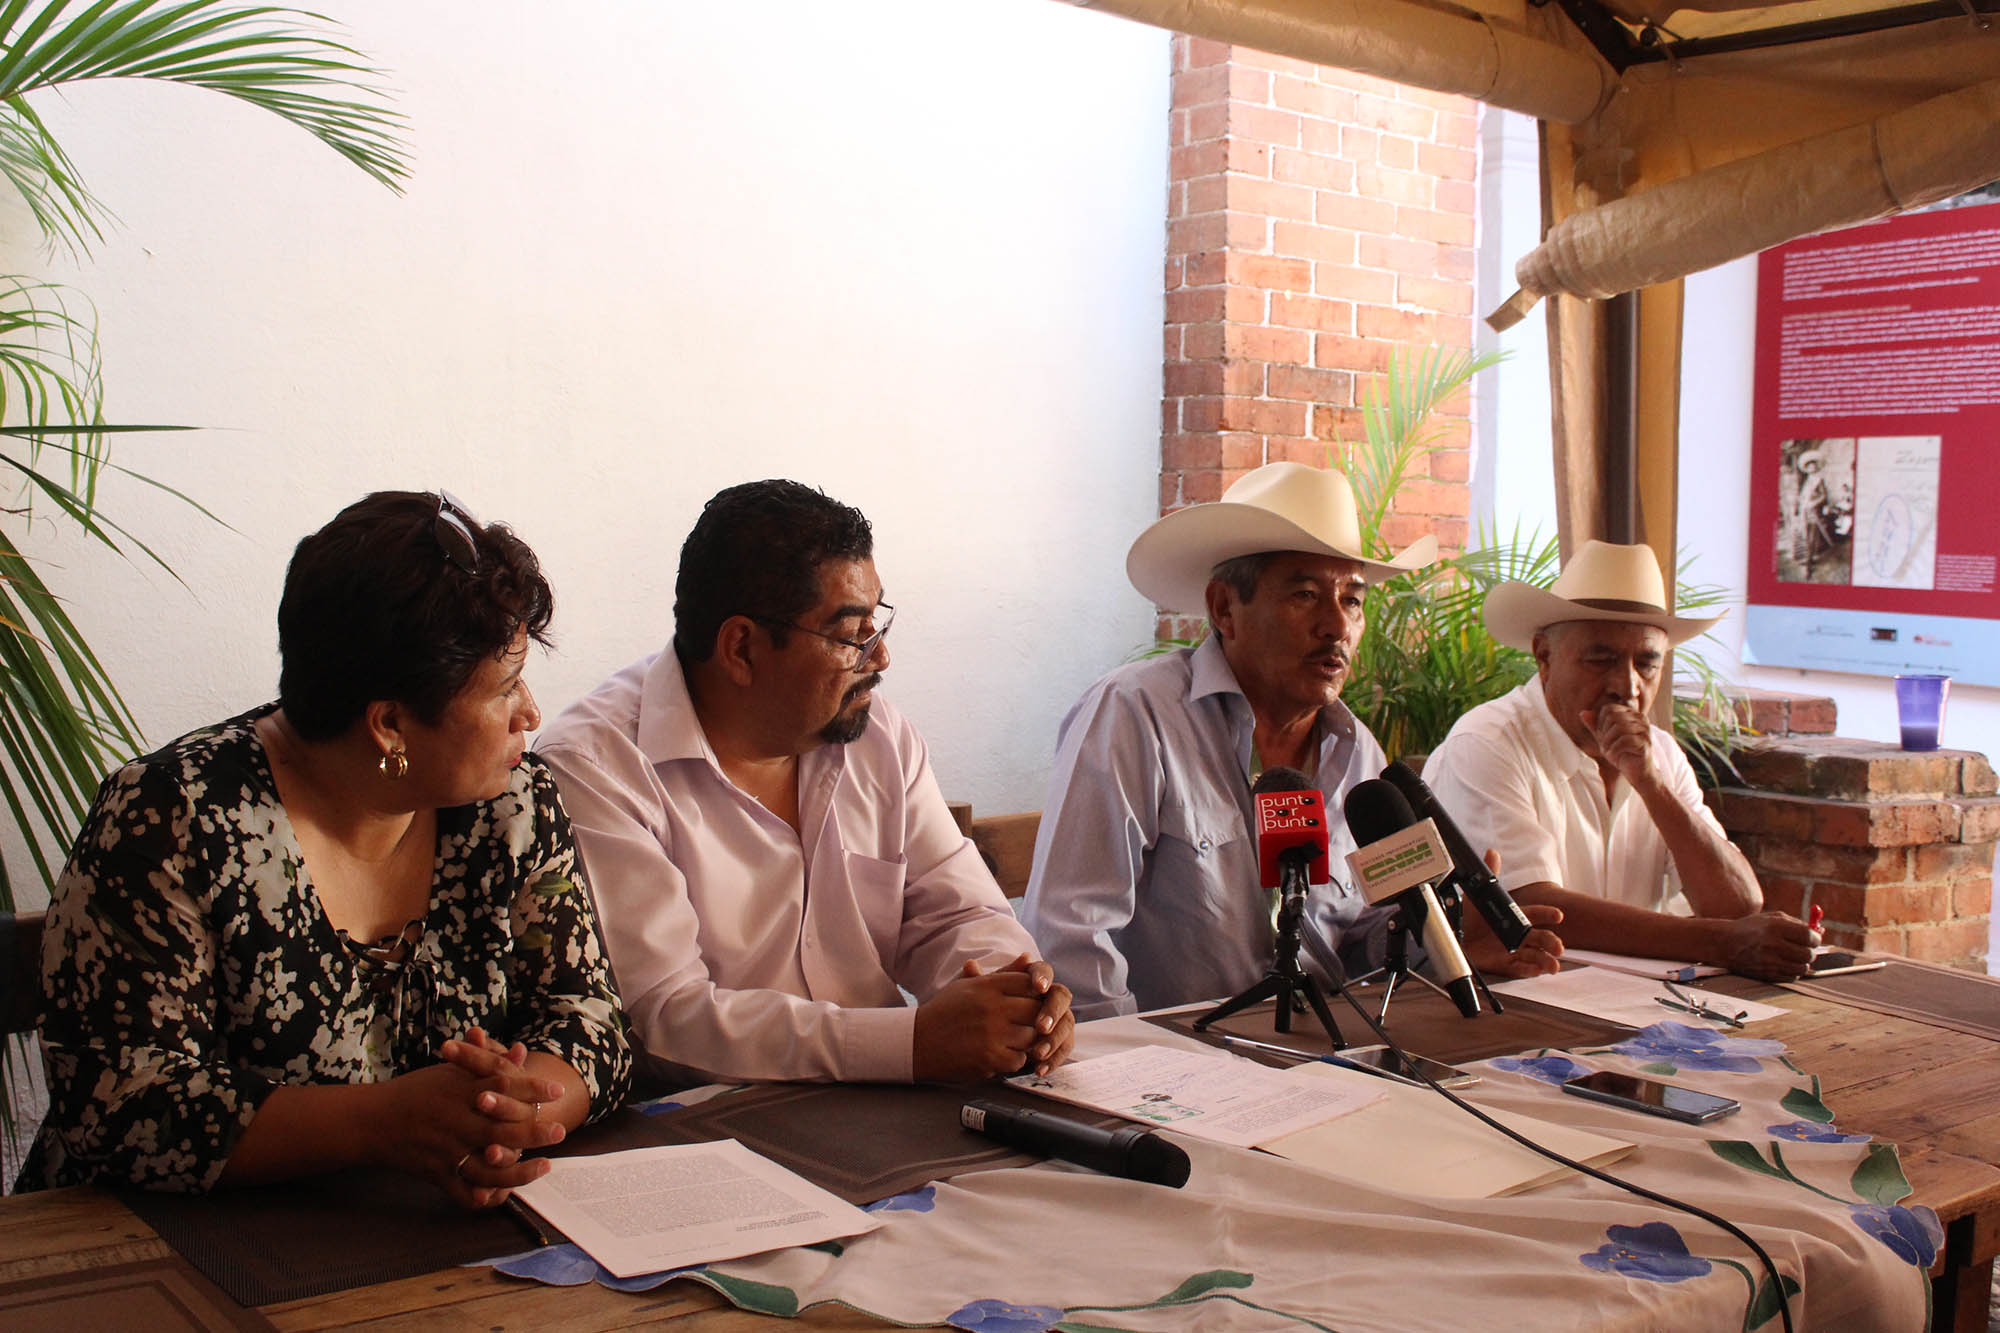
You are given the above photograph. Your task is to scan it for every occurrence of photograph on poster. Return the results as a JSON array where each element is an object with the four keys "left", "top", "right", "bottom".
[{"left": 1776, "top": 438, "right": 1854, "bottom": 584}]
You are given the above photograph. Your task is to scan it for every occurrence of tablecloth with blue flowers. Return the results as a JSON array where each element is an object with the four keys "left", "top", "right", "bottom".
[{"left": 487, "top": 1014, "right": 1939, "bottom": 1331}]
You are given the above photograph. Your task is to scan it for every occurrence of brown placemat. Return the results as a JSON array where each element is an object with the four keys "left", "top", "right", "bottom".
[
  {"left": 0, "top": 1255, "right": 273, "bottom": 1331},
  {"left": 123, "top": 1107, "right": 667, "bottom": 1308},
  {"left": 1780, "top": 957, "right": 2000, "bottom": 1041},
  {"left": 1148, "top": 981, "right": 1637, "bottom": 1064},
  {"left": 639, "top": 1081, "right": 1120, "bottom": 1204}
]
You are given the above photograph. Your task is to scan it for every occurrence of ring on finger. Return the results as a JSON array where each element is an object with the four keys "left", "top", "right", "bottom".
[
  {"left": 532, "top": 1099, "right": 541, "bottom": 1124},
  {"left": 454, "top": 1150, "right": 474, "bottom": 1180}
]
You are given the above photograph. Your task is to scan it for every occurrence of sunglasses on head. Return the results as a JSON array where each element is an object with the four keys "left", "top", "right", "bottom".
[{"left": 432, "top": 490, "right": 480, "bottom": 572}]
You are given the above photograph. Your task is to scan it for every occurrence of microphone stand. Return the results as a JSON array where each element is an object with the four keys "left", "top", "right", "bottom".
[
  {"left": 1353, "top": 883, "right": 1506, "bottom": 1023},
  {"left": 1193, "top": 859, "right": 1346, "bottom": 1049}
]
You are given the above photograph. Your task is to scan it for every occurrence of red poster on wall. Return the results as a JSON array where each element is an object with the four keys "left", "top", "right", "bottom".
[{"left": 1744, "top": 198, "right": 2000, "bottom": 686}]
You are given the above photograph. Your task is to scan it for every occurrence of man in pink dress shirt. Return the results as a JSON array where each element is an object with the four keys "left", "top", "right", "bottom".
[{"left": 538, "top": 480, "right": 1073, "bottom": 1086}]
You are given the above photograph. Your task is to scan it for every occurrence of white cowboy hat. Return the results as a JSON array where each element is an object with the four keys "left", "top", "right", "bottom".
[
  {"left": 1483, "top": 539, "right": 1722, "bottom": 650},
  {"left": 1126, "top": 462, "right": 1438, "bottom": 614}
]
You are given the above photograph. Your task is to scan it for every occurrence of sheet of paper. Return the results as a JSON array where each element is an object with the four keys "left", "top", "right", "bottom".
[
  {"left": 512, "top": 1140, "right": 881, "bottom": 1278},
  {"left": 1560, "top": 948, "right": 1725, "bottom": 981},
  {"left": 1264, "top": 1061, "right": 1634, "bottom": 1198},
  {"left": 1012, "top": 1044, "right": 1383, "bottom": 1148},
  {"left": 1492, "top": 965, "right": 1789, "bottom": 1028}
]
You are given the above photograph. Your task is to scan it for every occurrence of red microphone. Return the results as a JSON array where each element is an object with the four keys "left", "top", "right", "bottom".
[{"left": 1253, "top": 766, "right": 1329, "bottom": 890}]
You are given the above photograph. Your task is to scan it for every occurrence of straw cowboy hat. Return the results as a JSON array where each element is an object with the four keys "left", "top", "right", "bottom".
[
  {"left": 1126, "top": 462, "right": 1438, "bottom": 614},
  {"left": 1483, "top": 539, "right": 1722, "bottom": 651}
]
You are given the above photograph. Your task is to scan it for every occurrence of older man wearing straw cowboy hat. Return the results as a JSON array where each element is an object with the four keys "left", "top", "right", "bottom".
[
  {"left": 1022, "top": 463, "right": 1564, "bottom": 1021},
  {"left": 1424, "top": 540, "right": 1820, "bottom": 982}
]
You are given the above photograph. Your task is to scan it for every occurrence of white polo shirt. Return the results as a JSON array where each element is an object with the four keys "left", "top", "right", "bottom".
[{"left": 1422, "top": 676, "right": 1717, "bottom": 914}]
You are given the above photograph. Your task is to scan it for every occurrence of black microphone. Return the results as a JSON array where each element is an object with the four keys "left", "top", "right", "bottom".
[
  {"left": 961, "top": 1099, "right": 1191, "bottom": 1188},
  {"left": 1341, "top": 779, "right": 1481, "bottom": 1018},
  {"left": 1381, "top": 761, "right": 1534, "bottom": 952}
]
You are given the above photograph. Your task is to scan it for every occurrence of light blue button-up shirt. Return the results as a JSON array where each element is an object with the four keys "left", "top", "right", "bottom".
[{"left": 1022, "top": 635, "right": 1397, "bottom": 1020}]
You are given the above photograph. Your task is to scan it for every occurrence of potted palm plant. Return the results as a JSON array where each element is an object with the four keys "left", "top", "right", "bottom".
[{"left": 0, "top": 0, "right": 411, "bottom": 1167}]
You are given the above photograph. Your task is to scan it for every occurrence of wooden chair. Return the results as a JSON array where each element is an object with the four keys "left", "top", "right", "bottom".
[
  {"left": 967, "top": 812, "right": 1041, "bottom": 901},
  {"left": 1, "top": 911, "right": 43, "bottom": 1036}
]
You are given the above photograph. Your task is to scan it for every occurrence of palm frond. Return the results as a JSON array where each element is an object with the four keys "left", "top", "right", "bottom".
[
  {"left": 0, "top": 1, "right": 409, "bottom": 203},
  {"left": 0, "top": 94, "right": 107, "bottom": 255},
  {"left": 0, "top": 277, "right": 107, "bottom": 503}
]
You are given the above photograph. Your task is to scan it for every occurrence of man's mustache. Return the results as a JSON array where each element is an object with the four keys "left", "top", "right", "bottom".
[{"left": 843, "top": 672, "right": 883, "bottom": 705}]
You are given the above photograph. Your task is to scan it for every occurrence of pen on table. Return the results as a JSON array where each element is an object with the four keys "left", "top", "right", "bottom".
[
  {"left": 1216, "top": 1033, "right": 1423, "bottom": 1086},
  {"left": 506, "top": 1194, "right": 561, "bottom": 1248}
]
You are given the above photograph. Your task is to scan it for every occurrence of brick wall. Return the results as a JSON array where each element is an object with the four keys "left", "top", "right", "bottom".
[
  {"left": 1161, "top": 35, "right": 1479, "bottom": 586},
  {"left": 1709, "top": 737, "right": 1998, "bottom": 972}
]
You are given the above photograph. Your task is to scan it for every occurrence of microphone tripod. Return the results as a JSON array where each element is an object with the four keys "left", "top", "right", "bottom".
[
  {"left": 1193, "top": 859, "right": 1346, "bottom": 1049},
  {"left": 1354, "top": 882, "right": 1507, "bottom": 1023}
]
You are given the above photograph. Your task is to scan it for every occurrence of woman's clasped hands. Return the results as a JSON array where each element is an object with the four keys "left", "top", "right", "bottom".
[{"left": 385, "top": 1027, "right": 567, "bottom": 1207}]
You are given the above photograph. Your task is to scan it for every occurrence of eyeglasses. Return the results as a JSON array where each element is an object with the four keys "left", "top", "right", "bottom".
[
  {"left": 1655, "top": 979, "right": 1748, "bottom": 1029},
  {"left": 432, "top": 490, "right": 479, "bottom": 572},
  {"left": 750, "top": 601, "right": 895, "bottom": 673}
]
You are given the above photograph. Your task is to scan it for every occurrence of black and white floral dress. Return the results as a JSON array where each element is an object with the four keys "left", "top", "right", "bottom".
[{"left": 24, "top": 705, "right": 633, "bottom": 1193}]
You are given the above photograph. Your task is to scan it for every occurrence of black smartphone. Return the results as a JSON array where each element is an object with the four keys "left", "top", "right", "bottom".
[
  {"left": 1560, "top": 1071, "right": 1741, "bottom": 1124},
  {"left": 1340, "top": 1046, "right": 1481, "bottom": 1090}
]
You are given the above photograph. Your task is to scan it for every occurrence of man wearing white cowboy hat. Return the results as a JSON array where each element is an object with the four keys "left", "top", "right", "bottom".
[
  {"left": 1022, "top": 463, "right": 1565, "bottom": 1020},
  {"left": 1423, "top": 540, "right": 1820, "bottom": 981}
]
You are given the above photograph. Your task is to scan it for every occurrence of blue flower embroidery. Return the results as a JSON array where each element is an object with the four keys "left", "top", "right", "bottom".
[
  {"left": 1611, "top": 1021, "right": 1785, "bottom": 1074},
  {"left": 1580, "top": 1222, "right": 1714, "bottom": 1283},
  {"left": 946, "top": 1299, "right": 1067, "bottom": 1332},
  {"left": 491, "top": 1243, "right": 600, "bottom": 1286},
  {"left": 1491, "top": 1053, "right": 1591, "bottom": 1086},
  {"left": 1766, "top": 1120, "right": 1871, "bottom": 1143},
  {"left": 488, "top": 1243, "right": 695, "bottom": 1292},
  {"left": 865, "top": 1185, "right": 938, "bottom": 1213},
  {"left": 1850, "top": 1204, "right": 1945, "bottom": 1268}
]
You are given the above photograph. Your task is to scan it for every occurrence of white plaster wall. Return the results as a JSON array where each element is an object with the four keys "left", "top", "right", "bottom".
[
  {"left": 0, "top": 0, "right": 1170, "bottom": 904},
  {"left": 1474, "top": 109, "right": 1557, "bottom": 543}
]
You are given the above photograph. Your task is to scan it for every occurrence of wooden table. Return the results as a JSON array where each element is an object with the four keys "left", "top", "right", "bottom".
[{"left": 5, "top": 980, "right": 1995, "bottom": 1331}]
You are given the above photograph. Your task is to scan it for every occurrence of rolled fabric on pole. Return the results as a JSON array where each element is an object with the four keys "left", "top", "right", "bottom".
[{"left": 1491, "top": 77, "right": 2000, "bottom": 330}]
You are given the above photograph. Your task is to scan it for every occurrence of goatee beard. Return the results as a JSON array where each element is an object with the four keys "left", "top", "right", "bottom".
[{"left": 819, "top": 672, "right": 881, "bottom": 745}]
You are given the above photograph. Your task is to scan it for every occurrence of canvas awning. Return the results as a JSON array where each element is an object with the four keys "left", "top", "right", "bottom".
[{"left": 1070, "top": 0, "right": 2000, "bottom": 579}]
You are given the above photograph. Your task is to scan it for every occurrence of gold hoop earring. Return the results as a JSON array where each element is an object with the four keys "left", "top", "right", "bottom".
[{"left": 378, "top": 748, "right": 409, "bottom": 780}]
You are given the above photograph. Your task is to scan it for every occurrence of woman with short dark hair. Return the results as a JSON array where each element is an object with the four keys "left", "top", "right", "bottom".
[{"left": 23, "top": 492, "right": 631, "bottom": 1205}]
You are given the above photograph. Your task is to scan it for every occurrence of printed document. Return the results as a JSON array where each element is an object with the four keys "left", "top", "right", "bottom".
[
  {"left": 1560, "top": 949, "right": 1724, "bottom": 981},
  {"left": 1013, "top": 1044, "right": 1382, "bottom": 1148},
  {"left": 513, "top": 1141, "right": 881, "bottom": 1278}
]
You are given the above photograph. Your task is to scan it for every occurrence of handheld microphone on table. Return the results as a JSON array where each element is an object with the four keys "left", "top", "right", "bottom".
[
  {"left": 1380, "top": 761, "right": 1534, "bottom": 952},
  {"left": 1340, "top": 779, "right": 1481, "bottom": 1018},
  {"left": 960, "top": 1099, "right": 1191, "bottom": 1188},
  {"left": 1252, "top": 765, "right": 1330, "bottom": 902}
]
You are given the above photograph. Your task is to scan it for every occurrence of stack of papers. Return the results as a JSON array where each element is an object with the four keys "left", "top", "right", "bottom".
[
  {"left": 513, "top": 1140, "right": 881, "bottom": 1278},
  {"left": 1013, "top": 1044, "right": 1384, "bottom": 1148},
  {"left": 1264, "top": 1063, "right": 1636, "bottom": 1198},
  {"left": 1492, "top": 965, "right": 1790, "bottom": 1028}
]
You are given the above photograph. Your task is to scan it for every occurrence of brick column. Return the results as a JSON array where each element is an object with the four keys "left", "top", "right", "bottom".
[
  {"left": 1708, "top": 738, "right": 1999, "bottom": 972},
  {"left": 1161, "top": 36, "right": 1478, "bottom": 641}
]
